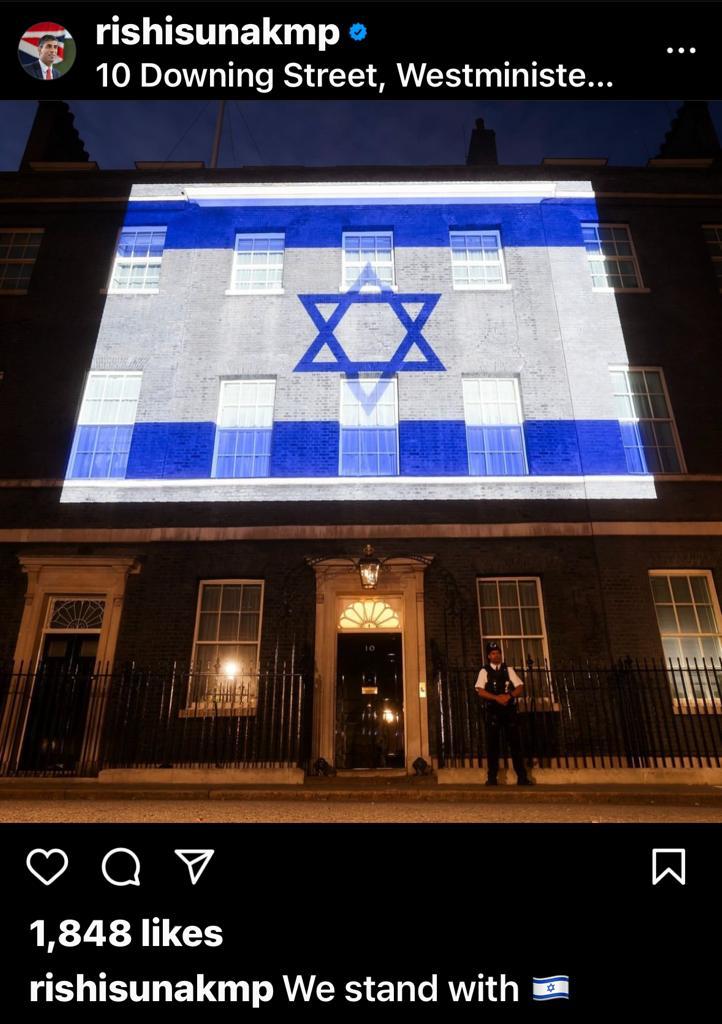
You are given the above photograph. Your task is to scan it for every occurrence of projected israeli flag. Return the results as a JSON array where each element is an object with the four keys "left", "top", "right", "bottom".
[
  {"left": 532, "top": 975, "right": 570, "bottom": 1000},
  {"left": 60, "top": 180, "right": 661, "bottom": 503}
]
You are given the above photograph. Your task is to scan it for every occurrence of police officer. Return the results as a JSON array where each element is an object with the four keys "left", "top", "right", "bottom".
[{"left": 475, "top": 641, "right": 532, "bottom": 785}]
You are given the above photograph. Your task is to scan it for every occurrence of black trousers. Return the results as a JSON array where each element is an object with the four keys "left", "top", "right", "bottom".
[{"left": 485, "top": 711, "right": 528, "bottom": 781}]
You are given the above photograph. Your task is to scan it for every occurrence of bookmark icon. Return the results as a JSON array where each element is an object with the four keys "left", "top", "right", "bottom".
[{"left": 175, "top": 849, "right": 215, "bottom": 885}]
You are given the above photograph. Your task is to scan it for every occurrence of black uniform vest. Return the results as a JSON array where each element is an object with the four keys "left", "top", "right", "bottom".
[
  {"left": 483, "top": 662, "right": 517, "bottom": 713},
  {"left": 483, "top": 662, "right": 512, "bottom": 695}
]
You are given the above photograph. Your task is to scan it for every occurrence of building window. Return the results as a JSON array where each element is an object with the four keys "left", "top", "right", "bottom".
[
  {"left": 462, "top": 378, "right": 527, "bottom": 476},
  {"left": 650, "top": 572, "right": 722, "bottom": 703},
  {"left": 581, "top": 223, "right": 643, "bottom": 291},
  {"left": 189, "top": 581, "right": 264, "bottom": 707},
  {"left": 340, "top": 377, "right": 398, "bottom": 476},
  {"left": 702, "top": 225, "right": 722, "bottom": 287},
  {"left": 477, "top": 577, "right": 549, "bottom": 668},
  {"left": 229, "top": 234, "right": 285, "bottom": 293},
  {"left": 342, "top": 231, "right": 395, "bottom": 291},
  {"left": 67, "top": 372, "right": 142, "bottom": 479},
  {"left": 0, "top": 228, "right": 43, "bottom": 293},
  {"left": 212, "top": 379, "right": 275, "bottom": 478},
  {"left": 610, "top": 367, "right": 683, "bottom": 473},
  {"left": 450, "top": 230, "right": 506, "bottom": 288},
  {"left": 108, "top": 226, "right": 166, "bottom": 293}
]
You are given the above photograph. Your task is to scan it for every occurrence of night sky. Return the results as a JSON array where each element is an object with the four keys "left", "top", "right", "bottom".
[{"left": 2, "top": 100, "right": 722, "bottom": 170}]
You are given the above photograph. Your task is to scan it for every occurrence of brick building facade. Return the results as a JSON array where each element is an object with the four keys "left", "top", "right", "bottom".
[{"left": 1, "top": 102, "right": 721, "bottom": 777}]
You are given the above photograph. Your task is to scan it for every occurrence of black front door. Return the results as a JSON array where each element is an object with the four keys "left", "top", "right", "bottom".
[
  {"left": 19, "top": 634, "right": 98, "bottom": 772},
  {"left": 336, "top": 633, "right": 404, "bottom": 769}
]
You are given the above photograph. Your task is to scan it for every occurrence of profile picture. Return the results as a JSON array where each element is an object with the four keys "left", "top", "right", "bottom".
[{"left": 18, "top": 22, "right": 76, "bottom": 80}]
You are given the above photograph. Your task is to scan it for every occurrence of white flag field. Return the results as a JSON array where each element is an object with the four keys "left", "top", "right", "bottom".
[{"left": 532, "top": 975, "right": 570, "bottom": 1000}]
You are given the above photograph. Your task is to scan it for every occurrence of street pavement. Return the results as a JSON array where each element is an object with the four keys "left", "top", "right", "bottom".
[{"left": 2, "top": 799, "right": 722, "bottom": 822}]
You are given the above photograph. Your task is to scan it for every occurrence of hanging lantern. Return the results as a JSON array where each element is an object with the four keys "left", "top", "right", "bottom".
[{"left": 358, "top": 544, "right": 382, "bottom": 589}]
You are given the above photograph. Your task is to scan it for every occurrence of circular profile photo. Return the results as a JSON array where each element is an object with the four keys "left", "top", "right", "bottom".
[{"left": 18, "top": 22, "right": 76, "bottom": 80}]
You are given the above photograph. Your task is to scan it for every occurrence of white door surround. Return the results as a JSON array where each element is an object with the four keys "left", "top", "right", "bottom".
[
  {"left": 0, "top": 555, "right": 141, "bottom": 773},
  {"left": 310, "top": 556, "right": 433, "bottom": 771},
  {"left": 12, "top": 555, "right": 142, "bottom": 670}
]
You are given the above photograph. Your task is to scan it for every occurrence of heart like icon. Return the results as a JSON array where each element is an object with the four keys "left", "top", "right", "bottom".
[{"left": 26, "top": 848, "right": 69, "bottom": 886}]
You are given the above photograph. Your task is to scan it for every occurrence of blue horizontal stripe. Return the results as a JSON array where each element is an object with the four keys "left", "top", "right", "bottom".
[
  {"left": 270, "top": 421, "right": 340, "bottom": 477},
  {"left": 100, "top": 418, "right": 634, "bottom": 480},
  {"left": 533, "top": 993, "right": 570, "bottom": 1000},
  {"left": 126, "top": 422, "right": 215, "bottom": 479},
  {"left": 524, "top": 420, "right": 627, "bottom": 476},
  {"left": 399, "top": 420, "right": 468, "bottom": 475},
  {"left": 124, "top": 199, "right": 598, "bottom": 250},
  {"left": 533, "top": 977, "right": 569, "bottom": 984}
]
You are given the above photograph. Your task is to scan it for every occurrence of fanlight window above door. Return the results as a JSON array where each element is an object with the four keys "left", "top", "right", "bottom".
[
  {"left": 338, "top": 599, "right": 400, "bottom": 630},
  {"left": 48, "top": 599, "right": 106, "bottom": 631}
]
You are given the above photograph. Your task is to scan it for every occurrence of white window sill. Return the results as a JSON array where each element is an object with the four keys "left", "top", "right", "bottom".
[
  {"left": 101, "top": 288, "right": 160, "bottom": 296},
  {"left": 339, "top": 284, "right": 398, "bottom": 294},
  {"left": 591, "top": 286, "right": 651, "bottom": 294},
  {"left": 516, "top": 698, "right": 560, "bottom": 713},
  {"left": 453, "top": 283, "right": 512, "bottom": 292},
  {"left": 672, "top": 698, "right": 722, "bottom": 716},
  {"left": 224, "top": 288, "right": 285, "bottom": 296},
  {"left": 179, "top": 703, "right": 258, "bottom": 718}
]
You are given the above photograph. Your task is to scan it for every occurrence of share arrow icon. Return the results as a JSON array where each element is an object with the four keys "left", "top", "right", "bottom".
[{"left": 174, "top": 849, "right": 215, "bottom": 885}]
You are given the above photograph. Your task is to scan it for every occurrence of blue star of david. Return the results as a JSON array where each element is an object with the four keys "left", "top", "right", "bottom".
[
  {"left": 294, "top": 267, "right": 444, "bottom": 378},
  {"left": 547, "top": 984, "right": 555, "bottom": 992}
]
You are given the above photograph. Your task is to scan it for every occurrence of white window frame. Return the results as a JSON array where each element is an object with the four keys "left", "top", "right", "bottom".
[
  {"left": 449, "top": 230, "right": 510, "bottom": 291},
  {"left": 0, "top": 228, "right": 43, "bottom": 295},
  {"left": 477, "top": 576, "right": 556, "bottom": 709},
  {"left": 475, "top": 577, "right": 548, "bottom": 663},
  {"left": 338, "top": 376, "right": 400, "bottom": 477},
  {"left": 702, "top": 224, "right": 722, "bottom": 291},
  {"left": 341, "top": 230, "right": 397, "bottom": 293},
  {"left": 226, "top": 233, "right": 285, "bottom": 295},
  {"left": 462, "top": 376, "right": 528, "bottom": 476},
  {"left": 107, "top": 225, "right": 166, "bottom": 295},
  {"left": 211, "top": 378, "right": 275, "bottom": 478},
  {"left": 649, "top": 570, "right": 722, "bottom": 713},
  {"left": 68, "top": 371, "right": 142, "bottom": 479},
  {"left": 184, "top": 579, "right": 265, "bottom": 717},
  {"left": 581, "top": 222, "right": 647, "bottom": 293},
  {"left": 609, "top": 365, "right": 686, "bottom": 475}
]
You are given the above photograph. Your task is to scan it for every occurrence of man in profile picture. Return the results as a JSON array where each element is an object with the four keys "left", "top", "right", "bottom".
[{"left": 29, "top": 35, "right": 62, "bottom": 79}]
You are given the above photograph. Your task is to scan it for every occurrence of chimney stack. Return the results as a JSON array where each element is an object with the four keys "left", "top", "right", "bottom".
[
  {"left": 657, "top": 101, "right": 721, "bottom": 160},
  {"left": 20, "top": 101, "right": 90, "bottom": 170},
  {"left": 466, "top": 118, "right": 498, "bottom": 167}
]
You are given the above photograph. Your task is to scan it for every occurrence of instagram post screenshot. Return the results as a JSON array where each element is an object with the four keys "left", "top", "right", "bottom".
[{"left": 0, "top": 1, "right": 720, "bottom": 1015}]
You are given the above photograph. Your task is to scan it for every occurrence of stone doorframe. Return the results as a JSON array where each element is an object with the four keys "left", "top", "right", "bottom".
[
  {"left": 310, "top": 556, "right": 433, "bottom": 772},
  {"left": 1, "top": 554, "right": 141, "bottom": 773}
]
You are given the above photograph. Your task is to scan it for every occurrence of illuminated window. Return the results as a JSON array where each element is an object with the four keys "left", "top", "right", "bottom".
[
  {"left": 229, "top": 234, "right": 284, "bottom": 293},
  {"left": 450, "top": 230, "right": 506, "bottom": 288},
  {"left": 338, "top": 600, "right": 401, "bottom": 630},
  {"left": 581, "top": 223, "right": 643, "bottom": 291},
  {"left": 189, "top": 581, "right": 264, "bottom": 705},
  {"left": 610, "top": 367, "right": 683, "bottom": 473},
  {"left": 212, "top": 379, "right": 275, "bottom": 478},
  {"left": 462, "top": 378, "right": 527, "bottom": 476},
  {"left": 108, "top": 226, "right": 166, "bottom": 293},
  {"left": 342, "top": 231, "right": 395, "bottom": 291},
  {"left": 340, "top": 377, "right": 398, "bottom": 476},
  {"left": 477, "top": 578, "right": 549, "bottom": 668},
  {"left": 702, "top": 225, "right": 722, "bottom": 287},
  {"left": 67, "top": 372, "right": 141, "bottom": 479},
  {"left": 650, "top": 572, "right": 722, "bottom": 702},
  {"left": 0, "top": 228, "right": 43, "bottom": 293}
]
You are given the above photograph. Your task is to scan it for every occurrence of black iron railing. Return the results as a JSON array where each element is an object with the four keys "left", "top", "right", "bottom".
[
  {"left": 433, "top": 659, "right": 722, "bottom": 769},
  {"left": 2, "top": 657, "right": 722, "bottom": 776},
  {"left": 0, "top": 664, "right": 310, "bottom": 776}
]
